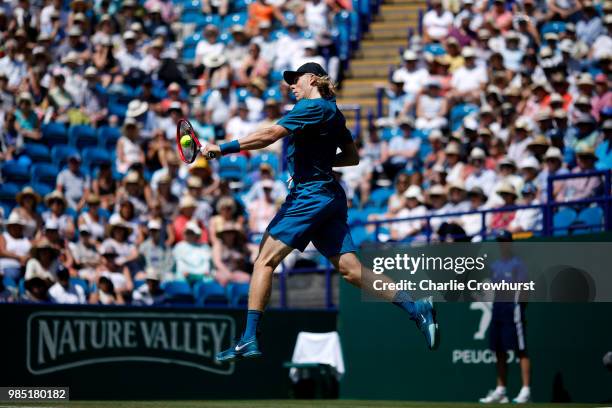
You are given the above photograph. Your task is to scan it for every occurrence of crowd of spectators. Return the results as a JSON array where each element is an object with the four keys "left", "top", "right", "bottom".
[
  {"left": 0, "top": 0, "right": 347, "bottom": 304},
  {"left": 339, "top": 0, "right": 611, "bottom": 242}
]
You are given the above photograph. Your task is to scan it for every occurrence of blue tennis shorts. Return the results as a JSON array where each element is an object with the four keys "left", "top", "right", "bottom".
[
  {"left": 489, "top": 302, "right": 527, "bottom": 352},
  {"left": 266, "top": 180, "right": 356, "bottom": 258}
]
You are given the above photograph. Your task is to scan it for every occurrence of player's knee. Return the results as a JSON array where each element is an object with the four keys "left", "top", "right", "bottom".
[
  {"left": 337, "top": 255, "right": 361, "bottom": 285},
  {"left": 254, "top": 252, "right": 282, "bottom": 272}
]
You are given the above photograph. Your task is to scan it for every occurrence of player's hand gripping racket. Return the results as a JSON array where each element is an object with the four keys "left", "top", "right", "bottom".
[{"left": 176, "top": 118, "right": 216, "bottom": 163}]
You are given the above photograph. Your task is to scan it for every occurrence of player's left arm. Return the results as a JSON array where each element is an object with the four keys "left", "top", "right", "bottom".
[{"left": 202, "top": 125, "right": 288, "bottom": 157}]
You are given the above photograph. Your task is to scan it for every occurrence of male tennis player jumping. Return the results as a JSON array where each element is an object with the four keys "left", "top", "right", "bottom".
[{"left": 203, "top": 63, "right": 439, "bottom": 361}]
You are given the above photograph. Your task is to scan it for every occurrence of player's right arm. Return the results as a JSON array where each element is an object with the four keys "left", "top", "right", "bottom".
[{"left": 202, "top": 125, "right": 288, "bottom": 158}]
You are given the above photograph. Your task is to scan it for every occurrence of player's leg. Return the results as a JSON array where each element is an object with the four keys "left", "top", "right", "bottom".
[
  {"left": 216, "top": 232, "right": 293, "bottom": 362},
  {"left": 495, "top": 350, "right": 508, "bottom": 388},
  {"left": 323, "top": 250, "right": 439, "bottom": 350}
]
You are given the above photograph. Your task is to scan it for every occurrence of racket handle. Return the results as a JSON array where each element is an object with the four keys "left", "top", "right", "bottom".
[{"left": 199, "top": 144, "right": 218, "bottom": 160}]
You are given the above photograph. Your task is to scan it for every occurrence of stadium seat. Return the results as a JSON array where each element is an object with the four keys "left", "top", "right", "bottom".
[
  {"left": 162, "top": 281, "right": 194, "bottom": 304},
  {"left": 553, "top": 208, "right": 577, "bottom": 236},
  {"left": 540, "top": 21, "right": 566, "bottom": 36},
  {"left": 97, "top": 126, "right": 121, "bottom": 150},
  {"left": 29, "top": 182, "right": 53, "bottom": 198},
  {"left": 23, "top": 143, "right": 51, "bottom": 163},
  {"left": 450, "top": 104, "right": 479, "bottom": 131},
  {"left": 194, "top": 281, "right": 228, "bottom": 306},
  {"left": 368, "top": 187, "right": 394, "bottom": 208},
  {"left": 574, "top": 206, "right": 604, "bottom": 234},
  {"left": 380, "top": 127, "right": 401, "bottom": 142},
  {"left": 42, "top": 122, "right": 68, "bottom": 146},
  {"left": 31, "top": 163, "right": 59, "bottom": 185},
  {"left": 0, "top": 183, "right": 19, "bottom": 217},
  {"left": 227, "top": 282, "right": 250, "bottom": 307},
  {"left": 249, "top": 153, "right": 280, "bottom": 173},
  {"left": 351, "top": 226, "right": 374, "bottom": 246},
  {"left": 70, "top": 278, "right": 90, "bottom": 295},
  {"left": 69, "top": 124, "right": 98, "bottom": 149},
  {"left": 219, "top": 155, "right": 248, "bottom": 180},
  {"left": 82, "top": 147, "right": 112, "bottom": 170},
  {"left": 222, "top": 12, "right": 248, "bottom": 30},
  {"left": 133, "top": 279, "right": 146, "bottom": 289},
  {"left": 50, "top": 145, "right": 78, "bottom": 168},
  {"left": 423, "top": 43, "right": 446, "bottom": 55},
  {"left": 2, "top": 275, "right": 17, "bottom": 290},
  {"left": 233, "top": 0, "right": 252, "bottom": 12},
  {"left": 1, "top": 162, "right": 30, "bottom": 187}
]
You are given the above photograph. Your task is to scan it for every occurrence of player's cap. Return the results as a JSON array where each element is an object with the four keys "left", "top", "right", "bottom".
[
  {"left": 185, "top": 220, "right": 202, "bottom": 235},
  {"left": 147, "top": 219, "right": 162, "bottom": 230},
  {"left": 283, "top": 62, "right": 328, "bottom": 85},
  {"left": 542, "top": 147, "right": 562, "bottom": 161},
  {"left": 469, "top": 147, "right": 486, "bottom": 160},
  {"left": 519, "top": 156, "right": 540, "bottom": 170}
]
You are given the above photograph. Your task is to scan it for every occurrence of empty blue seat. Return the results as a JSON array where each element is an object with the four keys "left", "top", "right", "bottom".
[
  {"left": 69, "top": 124, "right": 97, "bottom": 149},
  {"left": 380, "top": 127, "right": 401, "bottom": 142},
  {"left": 219, "top": 155, "right": 248, "bottom": 180},
  {"left": 23, "top": 143, "right": 51, "bottom": 163},
  {"left": 50, "top": 145, "right": 78, "bottom": 168},
  {"left": 2, "top": 275, "right": 17, "bottom": 289},
  {"left": 97, "top": 126, "right": 121, "bottom": 150},
  {"left": 249, "top": 153, "right": 280, "bottom": 173},
  {"left": 227, "top": 282, "right": 249, "bottom": 307},
  {"left": 0, "top": 182, "right": 19, "bottom": 201},
  {"left": 1, "top": 162, "right": 30, "bottom": 187},
  {"left": 368, "top": 187, "right": 394, "bottom": 208},
  {"left": 351, "top": 226, "right": 373, "bottom": 246},
  {"left": 182, "top": 46, "right": 196, "bottom": 62},
  {"left": 30, "top": 182, "right": 54, "bottom": 197},
  {"left": 31, "top": 163, "right": 59, "bottom": 185},
  {"left": 82, "top": 147, "right": 111, "bottom": 170},
  {"left": 233, "top": 0, "right": 252, "bottom": 12},
  {"left": 194, "top": 281, "right": 228, "bottom": 306},
  {"left": 575, "top": 206, "right": 604, "bottom": 233},
  {"left": 162, "top": 281, "right": 194, "bottom": 304},
  {"left": 222, "top": 12, "right": 248, "bottom": 30},
  {"left": 553, "top": 208, "right": 577, "bottom": 236},
  {"left": 42, "top": 122, "right": 68, "bottom": 146}
]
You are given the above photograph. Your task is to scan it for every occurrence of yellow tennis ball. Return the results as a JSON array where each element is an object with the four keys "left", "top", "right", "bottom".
[{"left": 180, "top": 135, "right": 193, "bottom": 148}]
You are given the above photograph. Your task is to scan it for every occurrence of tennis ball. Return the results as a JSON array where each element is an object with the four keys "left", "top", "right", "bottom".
[{"left": 180, "top": 135, "right": 193, "bottom": 148}]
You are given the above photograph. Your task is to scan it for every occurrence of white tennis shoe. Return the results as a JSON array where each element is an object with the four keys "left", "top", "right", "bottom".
[
  {"left": 512, "top": 387, "right": 531, "bottom": 403},
  {"left": 479, "top": 388, "right": 509, "bottom": 403}
]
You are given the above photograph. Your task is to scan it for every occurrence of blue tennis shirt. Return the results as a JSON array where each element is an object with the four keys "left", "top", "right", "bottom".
[{"left": 278, "top": 97, "right": 353, "bottom": 183}]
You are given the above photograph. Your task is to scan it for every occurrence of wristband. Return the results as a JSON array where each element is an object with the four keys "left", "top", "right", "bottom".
[{"left": 219, "top": 140, "right": 240, "bottom": 155}]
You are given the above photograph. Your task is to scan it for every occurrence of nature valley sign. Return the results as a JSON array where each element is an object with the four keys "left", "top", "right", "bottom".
[{"left": 26, "top": 311, "right": 235, "bottom": 375}]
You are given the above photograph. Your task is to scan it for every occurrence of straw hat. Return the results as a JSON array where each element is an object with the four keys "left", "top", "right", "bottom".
[
  {"left": 44, "top": 191, "right": 67, "bottom": 207},
  {"left": 106, "top": 214, "right": 133, "bottom": 235},
  {"left": 496, "top": 181, "right": 517, "bottom": 197},
  {"left": 16, "top": 186, "right": 42, "bottom": 205},
  {"left": 126, "top": 100, "right": 148, "bottom": 118},
  {"left": 31, "top": 238, "right": 60, "bottom": 257}
]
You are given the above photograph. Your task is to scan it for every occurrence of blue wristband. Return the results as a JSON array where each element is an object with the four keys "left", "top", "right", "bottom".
[{"left": 220, "top": 140, "right": 240, "bottom": 155}]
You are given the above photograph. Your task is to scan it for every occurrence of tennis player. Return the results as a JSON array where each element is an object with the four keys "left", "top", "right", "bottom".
[{"left": 203, "top": 63, "right": 439, "bottom": 361}]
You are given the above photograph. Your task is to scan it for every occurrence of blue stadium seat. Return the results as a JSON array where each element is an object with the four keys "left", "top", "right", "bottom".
[
  {"left": 2, "top": 275, "right": 17, "bottom": 290},
  {"left": 23, "top": 143, "right": 51, "bottom": 163},
  {"left": 450, "top": 104, "right": 479, "bottom": 131},
  {"left": 233, "top": 0, "right": 252, "bottom": 12},
  {"left": 182, "top": 0, "right": 202, "bottom": 13},
  {"left": 227, "top": 282, "right": 249, "bottom": 307},
  {"left": 419, "top": 142, "right": 432, "bottom": 161},
  {"left": 194, "top": 281, "right": 229, "bottom": 306},
  {"left": 574, "top": 206, "right": 604, "bottom": 234},
  {"left": 553, "top": 208, "right": 577, "bottom": 236},
  {"left": 108, "top": 101, "right": 128, "bottom": 120},
  {"left": 219, "top": 155, "right": 248, "bottom": 180},
  {"left": 249, "top": 153, "right": 280, "bottom": 173},
  {"left": 195, "top": 14, "right": 222, "bottom": 30},
  {"left": 82, "top": 147, "right": 112, "bottom": 170},
  {"left": 181, "top": 11, "right": 207, "bottom": 25},
  {"left": 351, "top": 225, "right": 373, "bottom": 246},
  {"left": 31, "top": 163, "right": 59, "bottom": 185},
  {"left": 380, "top": 127, "right": 401, "bottom": 142},
  {"left": 423, "top": 43, "right": 446, "bottom": 56},
  {"left": 1, "top": 162, "right": 30, "bottom": 187},
  {"left": 70, "top": 278, "right": 90, "bottom": 295},
  {"left": 97, "top": 126, "right": 121, "bottom": 150},
  {"left": 50, "top": 145, "right": 78, "bottom": 168},
  {"left": 222, "top": 12, "right": 248, "bottom": 30},
  {"left": 0, "top": 183, "right": 19, "bottom": 216},
  {"left": 182, "top": 46, "right": 196, "bottom": 62},
  {"left": 42, "top": 122, "right": 68, "bottom": 146},
  {"left": 29, "top": 182, "right": 53, "bottom": 198},
  {"left": 540, "top": 21, "right": 566, "bottom": 35},
  {"left": 69, "top": 124, "right": 98, "bottom": 149},
  {"left": 162, "top": 281, "right": 194, "bottom": 304},
  {"left": 133, "top": 279, "right": 146, "bottom": 289},
  {"left": 368, "top": 187, "right": 394, "bottom": 208}
]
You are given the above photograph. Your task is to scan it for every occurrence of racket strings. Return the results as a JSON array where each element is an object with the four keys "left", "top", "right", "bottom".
[{"left": 178, "top": 120, "right": 197, "bottom": 162}]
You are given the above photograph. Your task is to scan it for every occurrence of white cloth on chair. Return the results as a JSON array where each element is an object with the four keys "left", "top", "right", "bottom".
[{"left": 289, "top": 331, "right": 345, "bottom": 382}]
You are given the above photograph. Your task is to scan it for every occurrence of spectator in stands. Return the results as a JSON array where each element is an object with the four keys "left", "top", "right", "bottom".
[
  {"left": 42, "top": 191, "right": 75, "bottom": 241},
  {"left": 595, "top": 120, "right": 612, "bottom": 170},
  {"left": 90, "top": 275, "right": 125, "bottom": 305},
  {"left": 238, "top": 43, "right": 270, "bottom": 87},
  {"left": 244, "top": 162, "right": 288, "bottom": 203},
  {"left": 538, "top": 146, "right": 568, "bottom": 202},
  {"left": 91, "top": 161, "right": 118, "bottom": 211},
  {"left": 48, "top": 266, "right": 87, "bottom": 304},
  {"left": 12, "top": 187, "right": 42, "bottom": 239},
  {"left": 490, "top": 182, "right": 518, "bottom": 232},
  {"left": 96, "top": 243, "right": 133, "bottom": 296},
  {"left": 201, "top": 0, "right": 228, "bottom": 17},
  {"left": 225, "top": 102, "right": 258, "bottom": 141},
  {"left": 103, "top": 215, "right": 139, "bottom": 268},
  {"left": 246, "top": 0, "right": 284, "bottom": 36},
  {"left": 415, "top": 79, "right": 448, "bottom": 130},
  {"left": 205, "top": 79, "right": 236, "bottom": 134},
  {"left": 0, "top": 273, "right": 15, "bottom": 302},
  {"left": 139, "top": 218, "right": 174, "bottom": 280},
  {"left": 56, "top": 153, "right": 89, "bottom": 210},
  {"left": 576, "top": 0, "right": 603, "bottom": 47},
  {"left": 0, "top": 212, "right": 31, "bottom": 281},
  {"left": 459, "top": 186, "right": 489, "bottom": 238},
  {"left": 14, "top": 92, "right": 41, "bottom": 142},
  {"left": 380, "top": 117, "right": 421, "bottom": 181},
  {"left": 519, "top": 156, "right": 541, "bottom": 187},
  {"left": 116, "top": 118, "right": 145, "bottom": 174},
  {"left": 390, "top": 186, "right": 426, "bottom": 241},
  {"left": 132, "top": 266, "right": 166, "bottom": 306},
  {"left": 247, "top": 179, "right": 278, "bottom": 234},
  {"left": 509, "top": 182, "right": 542, "bottom": 233},
  {"left": 592, "top": 74, "right": 611, "bottom": 121},
  {"left": 385, "top": 71, "right": 412, "bottom": 119},
  {"left": 423, "top": 130, "right": 446, "bottom": 178},
  {"left": 568, "top": 113, "right": 599, "bottom": 151},
  {"left": 212, "top": 222, "right": 252, "bottom": 286},
  {"left": 444, "top": 142, "right": 466, "bottom": 184},
  {"left": 507, "top": 117, "right": 534, "bottom": 163},
  {"left": 25, "top": 238, "right": 60, "bottom": 284},
  {"left": 68, "top": 225, "right": 100, "bottom": 284},
  {"left": 562, "top": 144, "right": 602, "bottom": 201},
  {"left": 394, "top": 50, "right": 429, "bottom": 101},
  {"left": 172, "top": 195, "right": 208, "bottom": 244},
  {"left": 426, "top": 184, "right": 449, "bottom": 233},
  {"left": 173, "top": 220, "right": 213, "bottom": 285},
  {"left": 423, "top": 0, "right": 454, "bottom": 42},
  {"left": 0, "top": 40, "right": 27, "bottom": 90},
  {"left": 465, "top": 147, "right": 497, "bottom": 197},
  {"left": 209, "top": 196, "right": 245, "bottom": 246},
  {"left": 22, "top": 277, "right": 51, "bottom": 303},
  {"left": 185, "top": 176, "right": 213, "bottom": 225}
]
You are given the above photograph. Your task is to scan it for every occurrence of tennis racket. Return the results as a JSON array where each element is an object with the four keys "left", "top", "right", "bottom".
[{"left": 176, "top": 118, "right": 216, "bottom": 163}]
